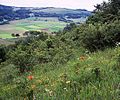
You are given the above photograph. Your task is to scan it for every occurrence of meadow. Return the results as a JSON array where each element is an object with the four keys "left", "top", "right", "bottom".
[
  {"left": 0, "top": 46, "right": 119, "bottom": 99},
  {"left": 0, "top": 17, "right": 67, "bottom": 38},
  {"left": 0, "top": 0, "right": 120, "bottom": 99}
]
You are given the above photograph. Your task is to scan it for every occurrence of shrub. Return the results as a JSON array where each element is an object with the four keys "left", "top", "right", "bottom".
[
  {"left": 83, "top": 21, "right": 120, "bottom": 51},
  {"left": 0, "top": 45, "right": 7, "bottom": 63},
  {"left": 7, "top": 45, "right": 37, "bottom": 73},
  {"left": 0, "top": 64, "right": 18, "bottom": 84}
]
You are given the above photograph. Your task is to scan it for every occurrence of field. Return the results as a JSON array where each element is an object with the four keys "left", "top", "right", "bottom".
[{"left": 0, "top": 17, "right": 67, "bottom": 39}]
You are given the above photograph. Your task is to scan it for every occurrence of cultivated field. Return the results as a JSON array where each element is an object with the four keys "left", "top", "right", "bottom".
[{"left": 0, "top": 17, "right": 67, "bottom": 38}]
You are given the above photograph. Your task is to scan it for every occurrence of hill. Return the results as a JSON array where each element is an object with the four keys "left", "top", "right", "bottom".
[
  {"left": 0, "top": 4, "right": 91, "bottom": 24},
  {"left": 0, "top": 38, "right": 119, "bottom": 99},
  {"left": 0, "top": 0, "right": 120, "bottom": 99}
]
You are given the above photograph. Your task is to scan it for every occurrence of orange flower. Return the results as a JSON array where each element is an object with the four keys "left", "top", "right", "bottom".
[
  {"left": 27, "top": 75, "right": 34, "bottom": 80},
  {"left": 79, "top": 56, "right": 86, "bottom": 61}
]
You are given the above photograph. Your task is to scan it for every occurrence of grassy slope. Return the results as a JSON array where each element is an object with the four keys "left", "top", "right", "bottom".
[
  {"left": 0, "top": 47, "right": 119, "bottom": 99},
  {"left": 32, "top": 47, "right": 120, "bottom": 99}
]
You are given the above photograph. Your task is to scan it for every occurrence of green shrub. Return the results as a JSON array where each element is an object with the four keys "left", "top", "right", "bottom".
[
  {"left": 0, "top": 64, "right": 18, "bottom": 84},
  {"left": 61, "top": 21, "right": 120, "bottom": 52},
  {"left": 0, "top": 45, "right": 7, "bottom": 63},
  {"left": 7, "top": 45, "right": 37, "bottom": 73}
]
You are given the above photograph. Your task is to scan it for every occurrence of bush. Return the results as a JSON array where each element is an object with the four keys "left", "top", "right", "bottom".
[
  {"left": 7, "top": 45, "right": 37, "bottom": 73},
  {"left": 60, "top": 20, "right": 120, "bottom": 52},
  {"left": 0, "top": 45, "right": 7, "bottom": 63},
  {"left": 0, "top": 64, "right": 18, "bottom": 84},
  {"left": 80, "top": 21, "right": 120, "bottom": 51}
]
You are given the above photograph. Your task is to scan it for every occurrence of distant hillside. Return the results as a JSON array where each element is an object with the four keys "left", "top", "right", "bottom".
[{"left": 0, "top": 4, "right": 92, "bottom": 24}]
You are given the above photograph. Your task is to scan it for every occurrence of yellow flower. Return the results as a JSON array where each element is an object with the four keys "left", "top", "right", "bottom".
[{"left": 31, "top": 85, "right": 36, "bottom": 89}]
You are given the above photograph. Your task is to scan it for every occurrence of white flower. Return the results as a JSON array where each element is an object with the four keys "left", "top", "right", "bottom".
[
  {"left": 66, "top": 81, "right": 70, "bottom": 84},
  {"left": 45, "top": 88, "right": 50, "bottom": 92},
  {"left": 63, "top": 87, "right": 68, "bottom": 91}
]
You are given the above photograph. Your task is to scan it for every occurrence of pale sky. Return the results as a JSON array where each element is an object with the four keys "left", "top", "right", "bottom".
[{"left": 0, "top": 0, "right": 108, "bottom": 11}]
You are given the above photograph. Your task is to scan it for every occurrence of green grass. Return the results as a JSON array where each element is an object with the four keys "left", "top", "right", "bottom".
[
  {"left": 15, "top": 27, "right": 27, "bottom": 31},
  {"left": 0, "top": 17, "right": 67, "bottom": 39},
  {"left": 0, "top": 17, "right": 87, "bottom": 39},
  {"left": 32, "top": 47, "right": 119, "bottom": 99},
  {"left": 16, "top": 20, "right": 66, "bottom": 32},
  {"left": 0, "top": 47, "right": 119, "bottom": 99},
  {"left": 0, "top": 32, "right": 13, "bottom": 38},
  {"left": 15, "top": 17, "right": 67, "bottom": 31}
]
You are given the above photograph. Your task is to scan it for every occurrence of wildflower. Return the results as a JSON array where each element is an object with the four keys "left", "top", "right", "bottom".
[
  {"left": 49, "top": 91, "right": 53, "bottom": 96},
  {"left": 27, "top": 75, "right": 34, "bottom": 80},
  {"left": 79, "top": 56, "right": 86, "bottom": 61},
  {"left": 45, "top": 88, "right": 50, "bottom": 92},
  {"left": 66, "top": 81, "right": 70, "bottom": 84},
  {"left": 64, "top": 87, "right": 67, "bottom": 90},
  {"left": 63, "top": 87, "right": 68, "bottom": 91},
  {"left": 31, "top": 85, "right": 36, "bottom": 89}
]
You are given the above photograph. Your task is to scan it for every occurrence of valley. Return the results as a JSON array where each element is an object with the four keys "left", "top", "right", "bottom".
[
  {"left": 0, "top": 17, "right": 86, "bottom": 39},
  {"left": 0, "top": 17, "right": 66, "bottom": 38},
  {"left": 1, "top": 0, "right": 120, "bottom": 99},
  {"left": 0, "top": 4, "right": 90, "bottom": 39}
]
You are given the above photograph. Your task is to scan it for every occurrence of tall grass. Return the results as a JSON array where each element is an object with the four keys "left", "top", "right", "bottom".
[{"left": 0, "top": 47, "right": 119, "bottom": 99}]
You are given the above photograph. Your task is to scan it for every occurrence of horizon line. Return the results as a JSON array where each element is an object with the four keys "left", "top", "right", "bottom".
[{"left": 0, "top": 3, "right": 93, "bottom": 11}]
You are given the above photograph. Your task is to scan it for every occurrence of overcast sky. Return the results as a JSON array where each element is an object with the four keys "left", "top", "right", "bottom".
[{"left": 0, "top": 0, "right": 108, "bottom": 11}]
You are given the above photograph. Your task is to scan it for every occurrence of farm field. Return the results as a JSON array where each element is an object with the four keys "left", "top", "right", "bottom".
[{"left": 0, "top": 17, "right": 68, "bottom": 39}]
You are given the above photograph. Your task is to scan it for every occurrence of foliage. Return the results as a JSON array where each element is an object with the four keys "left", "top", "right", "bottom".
[
  {"left": 87, "top": 0, "right": 120, "bottom": 24},
  {"left": 79, "top": 21, "right": 120, "bottom": 51},
  {"left": 0, "top": 4, "right": 91, "bottom": 24},
  {"left": 7, "top": 32, "right": 76, "bottom": 73},
  {"left": 0, "top": 0, "right": 120, "bottom": 99},
  {"left": 0, "top": 45, "right": 7, "bottom": 63},
  {"left": 60, "top": 20, "right": 120, "bottom": 51},
  {"left": 7, "top": 45, "right": 37, "bottom": 73},
  {"left": 63, "top": 23, "right": 77, "bottom": 32},
  {"left": 0, "top": 46, "right": 120, "bottom": 99}
]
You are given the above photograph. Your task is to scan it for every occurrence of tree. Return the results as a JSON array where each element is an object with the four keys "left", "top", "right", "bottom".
[
  {"left": 16, "top": 34, "right": 20, "bottom": 38},
  {"left": 11, "top": 33, "right": 15, "bottom": 37},
  {"left": 87, "top": 0, "right": 120, "bottom": 24}
]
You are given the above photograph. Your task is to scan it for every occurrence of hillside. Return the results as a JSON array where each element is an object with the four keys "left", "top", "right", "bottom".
[
  {"left": 0, "top": 4, "right": 91, "bottom": 24},
  {"left": 0, "top": 46, "right": 119, "bottom": 99},
  {"left": 0, "top": 0, "right": 120, "bottom": 99}
]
